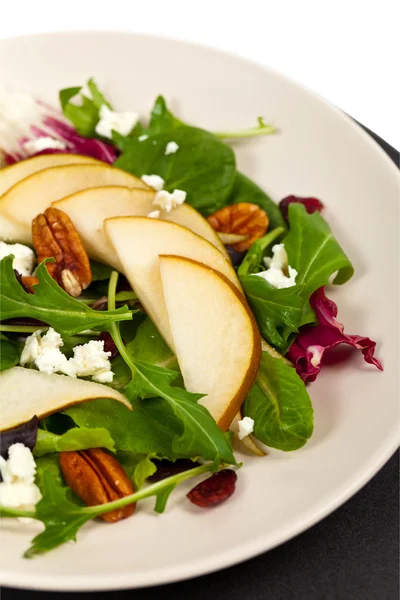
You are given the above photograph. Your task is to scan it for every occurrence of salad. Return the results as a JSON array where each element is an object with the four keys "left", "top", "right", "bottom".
[{"left": 0, "top": 80, "right": 382, "bottom": 558}]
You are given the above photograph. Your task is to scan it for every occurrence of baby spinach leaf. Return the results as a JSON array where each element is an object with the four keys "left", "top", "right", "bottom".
[
  {"left": 243, "top": 351, "right": 314, "bottom": 451},
  {"left": 0, "top": 257, "right": 133, "bottom": 336},
  {"left": 0, "top": 334, "right": 19, "bottom": 371},
  {"left": 33, "top": 427, "right": 115, "bottom": 457},
  {"left": 228, "top": 172, "right": 286, "bottom": 230},
  {"left": 147, "top": 95, "right": 185, "bottom": 134},
  {"left": 238, "top": 227, "right": 285, "bottom": 277},
  {"left": 285, "top": 203, "right": 354, "bottom": 297},
  {"left": 114, "top": 126, "right": 236, "bottom": 213},
  {"left": 240, "top": 275, "right": 304, "bottom": 350},
  {"left": 59, "top": 78, "right": 112, "bottom": 137}
]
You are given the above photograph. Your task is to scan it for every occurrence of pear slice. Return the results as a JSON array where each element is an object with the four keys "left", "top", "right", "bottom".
[
  {"left": 0, "top": 153, "right": 102, "bottom": 197},
  {"left": 0, "top": 367, "right": 131, "bottom": 431},
  {"left": 159, "top": 255, "right": 261, "bottom": 430},
  {"left": 0, "top": 164, "right": 149, "bottom": 244},
  {"left": 104, "top": 217, "right": 242, "bottom": 350},
  {"left": 53, "top": 186, "right": 228, "bottom": 269}
]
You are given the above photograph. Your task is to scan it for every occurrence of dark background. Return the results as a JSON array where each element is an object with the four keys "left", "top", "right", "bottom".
[{"left": 2, "top": 126, "right": 399, "bottom": 600}]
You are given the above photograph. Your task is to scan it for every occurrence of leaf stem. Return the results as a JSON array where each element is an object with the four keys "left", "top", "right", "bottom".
[
  {"left": 0, "top": 507, "right": 36, "bottom": 519},
  {"left": 107, "top": 271, "right": 136, "bottom": 374},
  {"left": 214, "top": 118, "right": 276, "bottom": 140},
  {"left": 0, "top": 325, "right": 99, "bottom": 335}
]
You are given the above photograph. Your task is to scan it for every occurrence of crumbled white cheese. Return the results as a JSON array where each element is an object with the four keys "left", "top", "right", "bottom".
[
  {"left": 0, "top": 443, "right": 42, "bottom": 511},
  {"left": 138, "top": 134, "right": 148, "bottom": 142},
  {"left": 68, "top": 340, "right": 113, "bottom": 383},
  {"left": 147, "top": 210, "right": 161, "bottom": 219},
  {"left": 237, "top": 417, "right": 255, "bottom": 440},
  {"left": 19, "top": 328, "right": 71, "bottom": 376},
  {"left": 153, "top": 189, "right": 187, "bottom": 212},
  {"left": 95, "top": 104, "right": 139, "bottom": 139},
  {"left": 20, "top": 330, "right": 114, "bottom": 382},
  {"left": 141, "top": 174, "right": 165, "bottom": 191},
  {"left": 22, "top": 136, "right": 67, "bottom": 155},
  {"left": 0, "top": 241, "right": 35, "bottom": 276},
  {"left": 254, "top": 243, "right": 298, "bottom": 289},
  {"left": 165, "top": 141, "right": 179, "bottom": 155}
]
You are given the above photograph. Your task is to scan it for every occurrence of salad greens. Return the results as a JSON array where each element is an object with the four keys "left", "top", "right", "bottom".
[{"left": 0, "top": 77, "right": 382, "bottom": 559}]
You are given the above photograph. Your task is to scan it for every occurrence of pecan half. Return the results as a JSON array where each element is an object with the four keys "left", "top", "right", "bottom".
[
  {"left": 59, "top": 448, "right": 135, "bottom": 522},
  {"left": 207, "top": 203, "right": 269, "bottom": 252},
  {"left": 32, "top": 207, "right": 92, "bottom": 297}
]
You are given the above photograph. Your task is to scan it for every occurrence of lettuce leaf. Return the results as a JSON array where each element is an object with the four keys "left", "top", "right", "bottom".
[{"left": 33, "top": 427, "right": 115, "bottom": 457}]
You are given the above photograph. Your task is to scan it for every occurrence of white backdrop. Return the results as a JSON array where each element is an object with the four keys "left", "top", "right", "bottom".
[{"left": 1, "top": 0, "right": 399, "bottom": 148}]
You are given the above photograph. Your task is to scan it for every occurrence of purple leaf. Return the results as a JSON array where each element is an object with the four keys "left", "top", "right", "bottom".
[{"left": 0, "top": 416, "right": 39, "bottom": 459}]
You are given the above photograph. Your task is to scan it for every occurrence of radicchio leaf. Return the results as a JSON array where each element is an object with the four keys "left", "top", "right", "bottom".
[
  {"left": 287, "top": 287, "right": 383, "bottom": 382},
  {"left": 279, "top": 195, "right": 324, "bottom": 221},
  {"left": 0, "top": 416, "right": 39, "bottom": 459}
]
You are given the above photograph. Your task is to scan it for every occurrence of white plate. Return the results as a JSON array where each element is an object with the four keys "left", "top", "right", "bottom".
[{"left": 0, "top": 32, "right": 398, "bottom": 592}]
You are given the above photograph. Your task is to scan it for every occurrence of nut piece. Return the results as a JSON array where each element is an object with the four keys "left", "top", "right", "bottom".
[
  {"left": 208, "top": 203, "right": 269, "bottom": 252},
  {"left": 59, "top": 448, "right": 135, "bottom": 522},
  {"left": 32, "top": 207, "right": 92, "bottom": 297}
]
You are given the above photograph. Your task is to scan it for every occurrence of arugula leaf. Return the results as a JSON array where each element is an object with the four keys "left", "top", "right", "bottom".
[
  {"left": 59, "top": 78, "right": 112, "bottom": 137},
  {"left": 240, "top": 275, "right": 304, "bottom": 350},
  {"left": 214, "top": 116, "right": 276, "bottom": 140},
  {"left": 0, "top": 257, "right": 133, "bottom": 336},
  {"left": 127, "top": 361, "right": 236, "bottom": 467},
  {"left": 0, "top": 334, "right": 19, "bottom": 371},
  {"left": 33, "top": 427, "right": 115, "bottom": 457},
  {"left": 243, "top": 351, "right": 313, "bottom": 451},
  {"left": 285, "top": 203, "right": 354, "bottom": 297},
  {"left": 228, "top": 173, "right": 286, "bottom": 230},
  {"left": 114, "top": 126, "right": 236, "bottom": 213},
  {"left": 1, "top": 459, "right": 227, "bottom": 557},
  {"left": 90, "top": 260, "right": 113, "bottom": 282},
  {"left": 238, "top": 227, "right": 285, "bottom": 277},
  {"left": 117, "top": 452, "right": 157, "bottom": 489},
  {"left": 129, "top": 317, "right": 178, "bottom": 369}
]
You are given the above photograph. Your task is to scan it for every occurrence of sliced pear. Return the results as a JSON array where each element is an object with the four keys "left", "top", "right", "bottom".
[
  {"left": 0, "top": 214, "right": 27, "bottom": 242},
  {"left": 0, "top": 164, "right": 149, "bottom": 244},
  {"left": 53, "top": 186, "right": 228, "bottom": 269},
  {"left": 105, "top": 217, "right": 242, "bottom": 350},
  {"left": 217, "top": 232, "right": 250, "bottom": 245},
  {"left": 0, "top": 153, "right": 102, "bottom": 198},
  {"left": 159, "top": 255, "right": 261, "bottom": 430},
  {"left": 0, "top": 367, "right": 131, "bottom": 431}
]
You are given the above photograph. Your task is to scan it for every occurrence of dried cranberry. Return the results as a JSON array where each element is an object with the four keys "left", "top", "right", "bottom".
[
  {"left": 226, "top": 246, "right": 247, "bottom": 267},
  {"left": 98, "top": 331, "right": 119, "bottom": 359},
  {"left": 187, "top": 469, "right": 237, "bottom": 508},
  {"left": 279, "top": 195, "right": 324, "bottom": 221},
  {"left": 148, "top": 459, "right": 199, "bottom": 483}
]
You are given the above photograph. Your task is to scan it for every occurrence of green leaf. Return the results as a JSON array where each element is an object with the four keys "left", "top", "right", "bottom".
[
  {"left": 59, "top": 78, "right": 112, "bottom": 137},
  {"left": 0, "top": 257, "right": 133, "bottom": 336},
  {"left": 154, "top": 484, "right": 176, "bottom": 513},
  {"left": 243, "top": 351, "right": 314, "bottom": 451},
  {"left": 114, "top": 126, "right": 236, "bottom": 213},
  {"left": 240, "top": 275, "right": 304, "bottom": 350},
  {"left": 284, "top": 203, "right": 354, "bottom": 297},
  {"left": 148, "top": 95, "right": 185, "bottom": 134},
  {"left": 129, "top": 317, "right": 178, "bottom": 369},
  {"left": 238, "top": 227, "right": 285, "bottom": 277},
  {"left": 90, "top": 260, "right": 113, "bottom": 281},
  {"left": 228, "top": 172, "right": 286, "bottom": 230},
  {"left": 127, "top": 361, "right": 236, "bottom": 468},
  {"left": 65, "top": 398, "right": 178, "bottom": 459},
  {"left": 0, "top": 334, "right": 19, "bottom": 371},
  {"left": 33, "top": 427, "right": 115, "bottom": 457},
  {"left": 117, "top": 452, "right": 157, "bottom": 489}
]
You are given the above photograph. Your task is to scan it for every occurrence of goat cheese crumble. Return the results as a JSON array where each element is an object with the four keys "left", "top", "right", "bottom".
[
  {"left": 237, "top": 416, "right": 255, "bottom": 440},
  {"left": 20, "top": 329, "right": 114, "bottom": 382},
  {"left": 254, "top": 243, "right": 297, "bottom": 289},
  {"left": 147, "top": 210, "right": 161, "bottom": 219},
  {"left": 153, "top": 189, "right": 187, "bottom": 212},
  {"left": 0, "top": 444, "right": 42, "bottom": 511},
  {"left": 141, "top": 174, "right": 165, "bottom": 191},
  {"left": 22, "top": 136, "right": 67, "bottom": 155},
  {"left": 95, "top": 104, "right": 139, "bottom": 139},
  {"left": 165, "top": 141, "right": 179, "bottom": 155},
  {"left": 0, "top": 241, "right": 35, "bottom": 276}
]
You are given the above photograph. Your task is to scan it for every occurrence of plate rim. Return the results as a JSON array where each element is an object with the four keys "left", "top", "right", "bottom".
[{"left": 0, "top": 30, "right": 399, "bottom": 592}]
